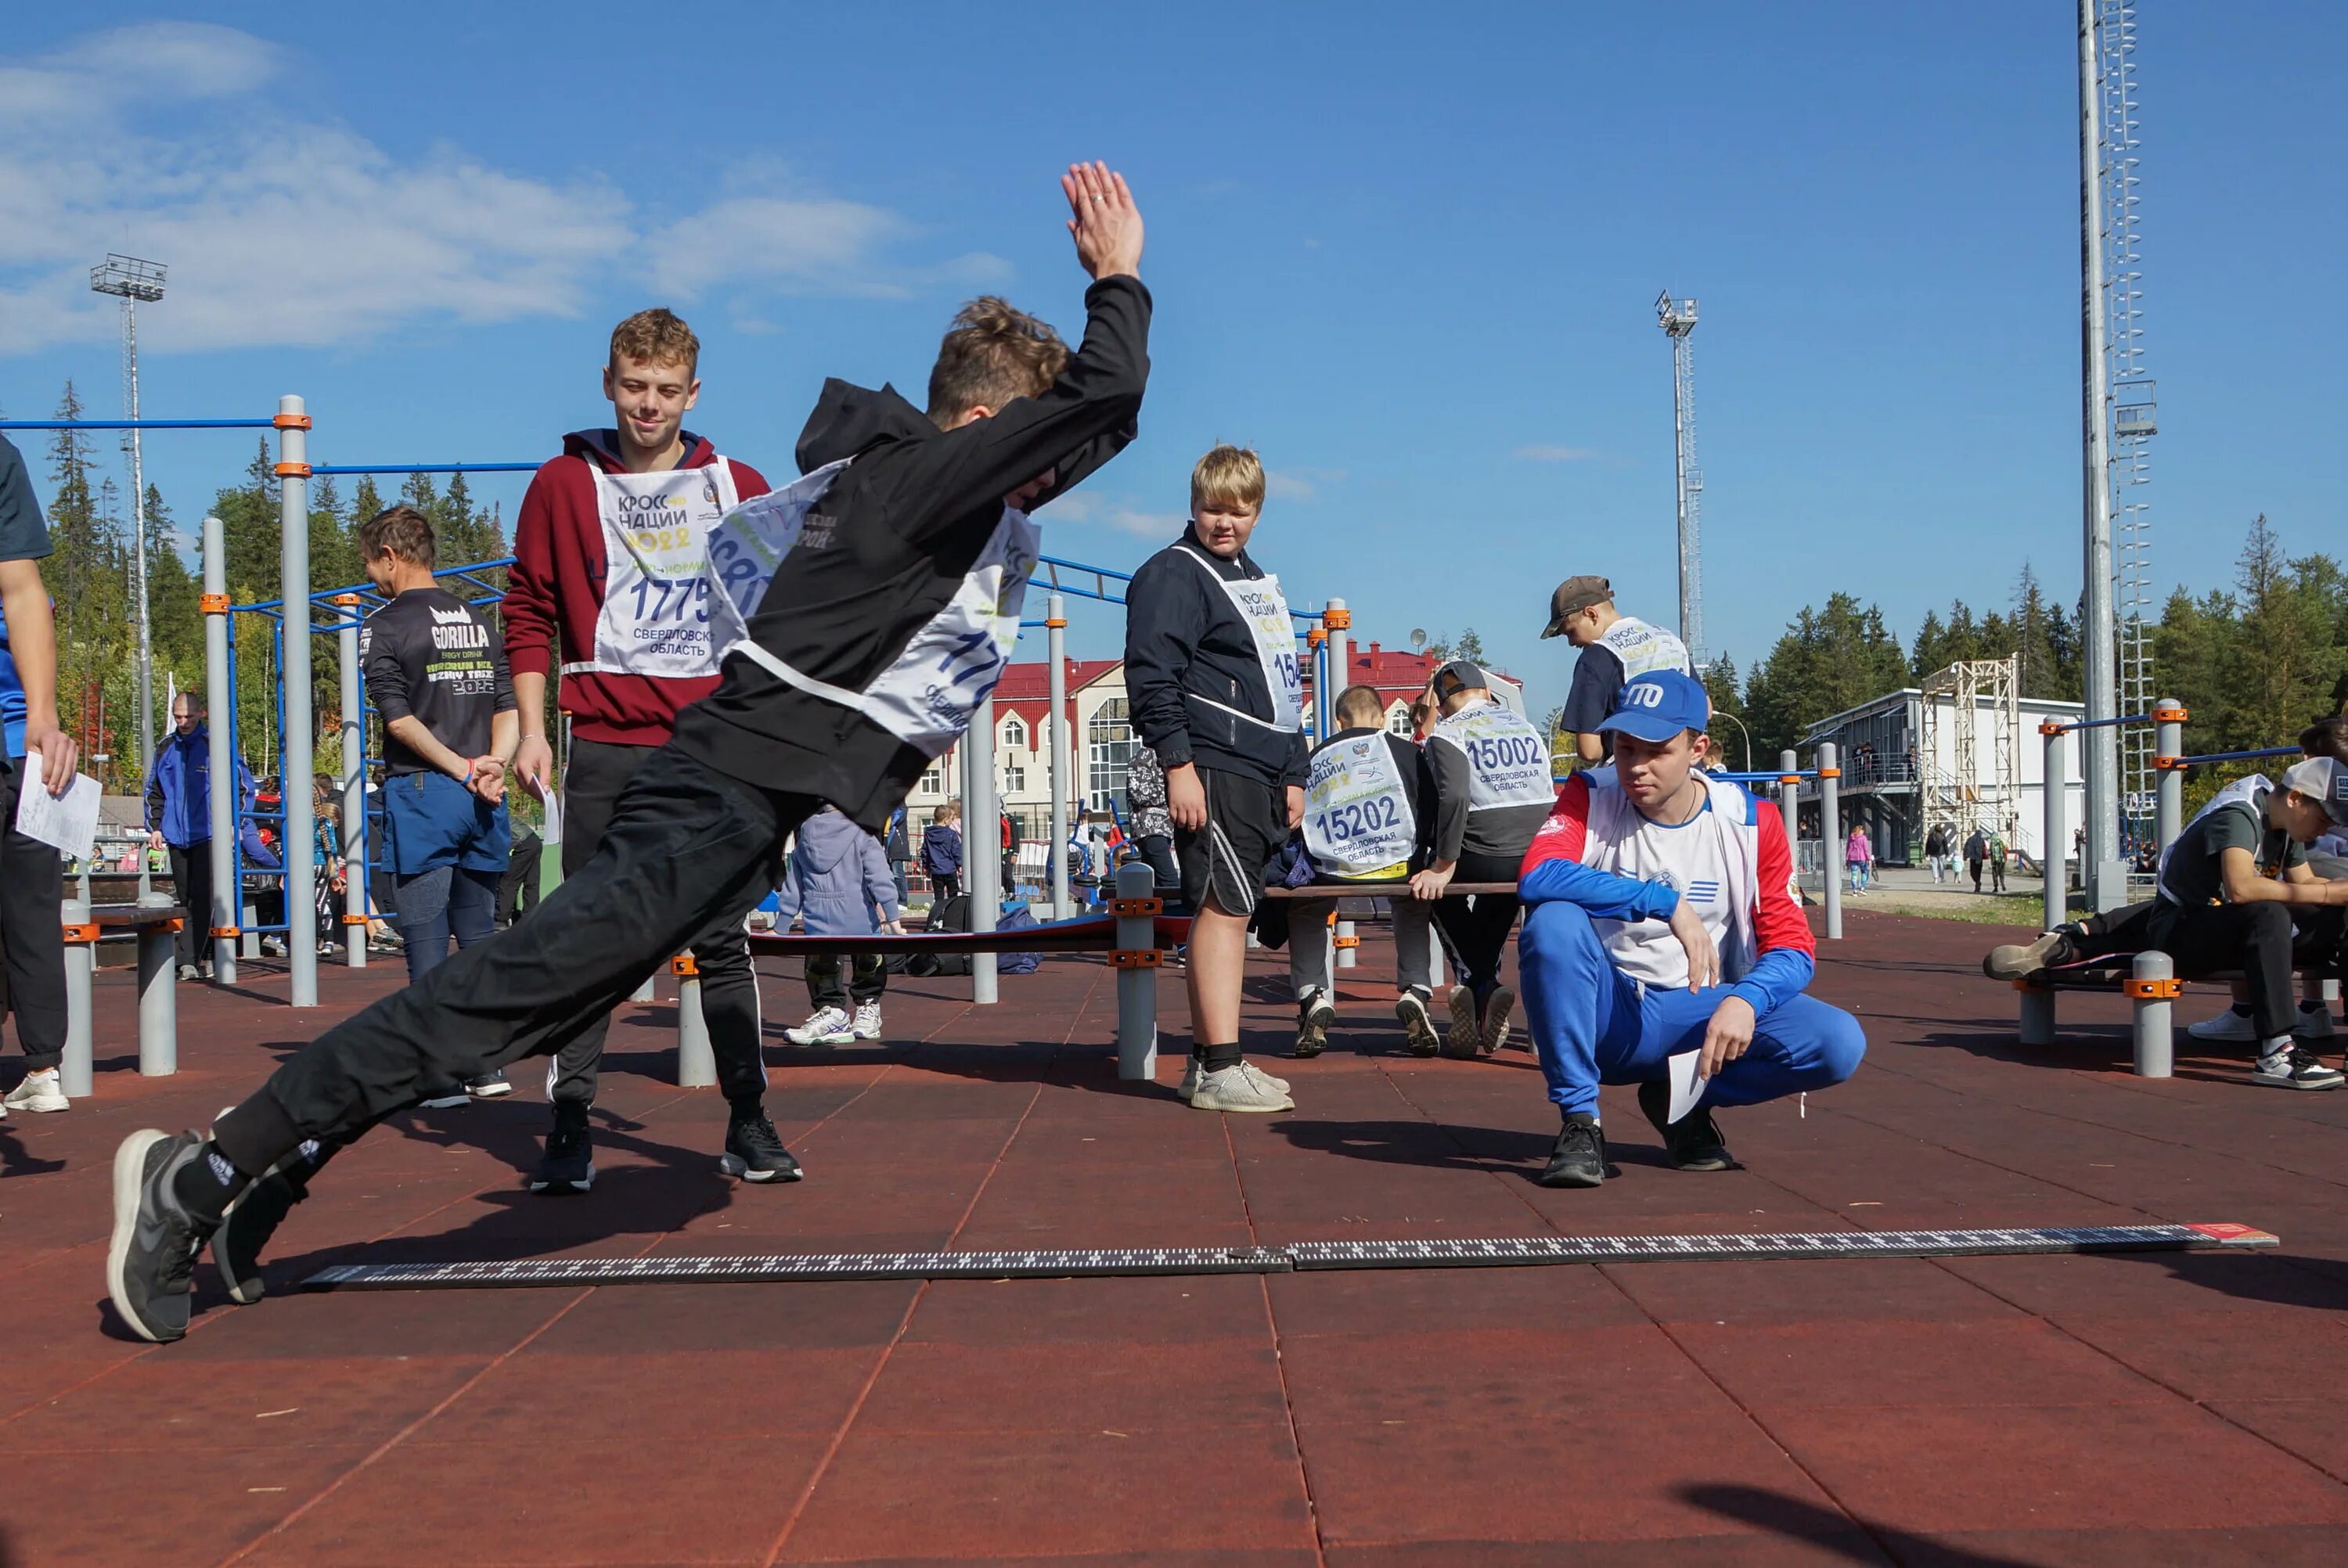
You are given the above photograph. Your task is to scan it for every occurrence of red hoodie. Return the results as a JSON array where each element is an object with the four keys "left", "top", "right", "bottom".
[{"left": 502, "top": 429, "right": 770, "bottom": 746}]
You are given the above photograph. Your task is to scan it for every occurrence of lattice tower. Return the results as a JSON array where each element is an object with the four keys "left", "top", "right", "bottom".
[{"left": 2098, "top": 0, "right": 2157, "bottom": 840}]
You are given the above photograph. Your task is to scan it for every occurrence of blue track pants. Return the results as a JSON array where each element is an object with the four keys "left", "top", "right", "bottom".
[{"left": 1517, "top": 901, "right": 1866, "bottom": 1119}]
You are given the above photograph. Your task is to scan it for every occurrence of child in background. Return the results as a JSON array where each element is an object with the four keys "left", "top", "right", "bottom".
[
  {"left": 921, "top": 801, "right": 965, "bottom": 905},
  {"left": 777, "top": 807, "right": 902, "bottom": 1047}
]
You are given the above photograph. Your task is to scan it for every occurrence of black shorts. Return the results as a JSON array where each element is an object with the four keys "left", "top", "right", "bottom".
[{"left": 1175, "top": 767, "right": 1287, "bottom": 916}]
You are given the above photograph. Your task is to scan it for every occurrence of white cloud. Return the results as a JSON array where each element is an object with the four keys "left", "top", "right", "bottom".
[
  {"left": 0, "top": 23, "right": 1003, "bottom": 357},
  {"left": 1042, "top": 491, "right": 1183, "bottom": 539},
  {"left": 1266, "top": 465, "right": 1345, "bottom": 502},
  {"left": 1514, "top": 444, "right": 1604, "bottom": 462}
]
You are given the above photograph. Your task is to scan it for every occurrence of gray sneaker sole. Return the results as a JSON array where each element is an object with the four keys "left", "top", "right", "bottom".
[
  {"left": 1480, "top": 986, "right": 1516, "bottom": 1056},
  {"left": 1442, "top": 989, "right": 1481, "bottom": 1059},
  {"left": 2252, "top": 1070, "right": 2343, "bottom": 1091},
  {"left": 107, "top": 1130, "right": 180, "bottom": 1343}
]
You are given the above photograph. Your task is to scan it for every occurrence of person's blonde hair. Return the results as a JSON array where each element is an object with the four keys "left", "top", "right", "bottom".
[
  {"left": 935, "top": 802, "right": 961, "bottom": 822},
  {"left": 609, "top": 307, "right": 699, "bottom": 372},
  {"left": 1190, "top": 444, "right": 1266, "bottom": 514}
]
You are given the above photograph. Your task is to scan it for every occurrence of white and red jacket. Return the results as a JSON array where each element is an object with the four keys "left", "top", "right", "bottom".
[
  {"left": 501, "top": 430, "right": 770, "bottom": 747},
  {"left": 1518, "top": 768, "right": 1817, "bottom": 1013}
]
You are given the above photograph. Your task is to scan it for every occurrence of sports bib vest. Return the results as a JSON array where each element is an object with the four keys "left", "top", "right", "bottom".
[
  {"left": 1597, "top": 616, "right": 1692, "bottom": 678},
  {"left": 1177, "top": 545, "right": 1303, "bottom": 734},
  {"left": 567, "top": 459, "right": 741, "bottom": 681},
  {"left": 2157, "top": 774, "right": 2273, "bottom": 903},
  {"left": 1432, "top": 703, "right": 1554, "bottom": 812},
  {"left": 705, "top": 461, "right": 1039, "bottom": 759},
  {"left": 1304, "top": 734, "right": 1416, "bottom": 878}
]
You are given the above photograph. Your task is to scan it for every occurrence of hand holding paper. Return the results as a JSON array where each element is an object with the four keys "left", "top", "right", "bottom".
[{"left": 14, "top": 770, "right": 101, "bottom": 861}]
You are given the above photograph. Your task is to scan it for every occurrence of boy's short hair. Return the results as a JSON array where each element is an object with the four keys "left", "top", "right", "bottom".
[
  {"left": 1336, "top": 684, "right": 1387, "bottom": 728},
  {"left": 1190, "top": 444, "right": 1266, "bottom": 514},
  {"left": 610, "top": 308, "right": 698, "bottom": 373},
  {"left": 358, "top": 504, "right": 437, "bottom": 569},
  {"left": 926, "top": 297, "right": 1068, "bottom": 423},
  {"left": 935, "top": 802, "right": 961, "bottom": 822},
  {"left": 2299, "top": 714, "right": 2348, "bottom": 766}
]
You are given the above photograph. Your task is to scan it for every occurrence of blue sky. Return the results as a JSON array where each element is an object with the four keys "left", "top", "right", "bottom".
[{"left": 4, "top": 4, "right": 2341, "bottom": 720}]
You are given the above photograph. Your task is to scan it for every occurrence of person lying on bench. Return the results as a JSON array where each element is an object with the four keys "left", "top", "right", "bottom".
[
  {"left": 1986, "top": 755, "right": 2348, "bottom": 1091},
  {"left": 1516, "top": 671, "right": 1866, "bottom": 1188}
]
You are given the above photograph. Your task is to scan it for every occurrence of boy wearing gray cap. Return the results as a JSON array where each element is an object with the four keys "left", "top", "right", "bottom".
[{"left": 1543, "top": 576, "right": 1691, "bottom": 765}]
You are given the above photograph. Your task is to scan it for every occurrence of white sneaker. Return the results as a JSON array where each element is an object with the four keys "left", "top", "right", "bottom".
[
  {"left": 2188, "top": 1008, "right": 2260, "bottom": 1043},
  {"left": 4, "top": 1069, "right": 69, "bottom": 1114},
  {"left": 2252, "top": 1045, "right": 2345, "bottom": 1091},
  {"left": 851, "top": 1001, "right": 883, "bottom": 1040},
  {"left": 787, "top": 1006, "right": 854, "bottom": 1046},
  {"left": 1177, "top": 1056, "right": 1289, "bottom": 1100},
  {"left": 2294, "top": 1003, "right": 2338, "bottom": 1043},
  {"left": 1190, "top": 1060, "right": 1295, "bottom": 1113},
  {"left": 260, "top": 936, "right": 288, "bottom": 958}
]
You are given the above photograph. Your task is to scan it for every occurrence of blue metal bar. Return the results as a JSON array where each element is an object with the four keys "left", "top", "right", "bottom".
[
  {"left": 0, "top": 419, "right": 275, "bottom": 430},
  {"left": 2049, "top": 712, "right": 2152, "bottom": 735},
  {"left": 308, "top": 463, "right": 538, "bottom": 476},
  {"left": 2171, "top": 746, "right": 2299, "bottom": 767},
  {"left": 232, "top": 557, "right": 517, "bottom": 618}
]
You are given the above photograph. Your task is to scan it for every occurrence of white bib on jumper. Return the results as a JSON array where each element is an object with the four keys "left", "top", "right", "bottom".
[
  {"left": 705, "top": 461, "right": 1040, "bottom": 758},
  {"left": 567, "top": 459, "right": 742, "bottom": 680},
  {"left": 2156, "top": 774, "right": 2271, "bottom": 905},
  {"left": 1597, "top": 615, "right": 1692, "bottom": 678},
  {"left": 1178, "top": 545, "right": 1302, "bottom": 733},
  {"left": 1578, "top": 771, "right": 1762, "bottom": 991},
  {"left": 1303, "top": 734, "right": 1416, "bottom": 878},
  {"left": 1431, "top": 702, "right": 1554, "bottom": 813}
]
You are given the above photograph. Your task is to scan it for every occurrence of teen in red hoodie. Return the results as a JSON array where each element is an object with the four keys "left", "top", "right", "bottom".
[{"left": 502, "top": 308, "right": 784, "bottom": 1193}]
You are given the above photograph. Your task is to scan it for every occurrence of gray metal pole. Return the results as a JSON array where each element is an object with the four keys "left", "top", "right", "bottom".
[
  {"left": 1046, "top": 592, "right": 1072, "bottom": 920},
  {"left": 1325, "top": 595, "right": 1352, "bottom": 973},
  {"left": 128, "top": 297, "right": 156, "bottom": 781},
  {"left": 2043, "top": 725, "right": 2067, "bottom": 933},
  {"left": 137, "top": 922, "right": 177, "bottom": 1077},
  {"left": 202, "top": 515, "right": 237, "bottom": 985},
  {"left": 2153, "top": 696, "right": 2183, "bottom": 852},
  {"left": 2131, "top": 949, "right": 2173, "bottom": 1077},
  {"left": 964, "top": 696, "right": 999, "bottom": 1004},
  {"left": 1777, "top": 749, "right": 1800, "bottom": 871},
  {"left": 60, "top": 901, "right": 93, "bottom": 1098},
  {"left": 2079, "top": 0, "right": 2123, "bottom": 913},
  {"left": 675, "top": 958, "right": 715, "bottom": 1087},
  {"left": 1113, "top": 859, "right": 1158, "bottom": 1080},
  {"left": 1818, "top": 741, "right": 1842, "bottom": 940},
  {"left": 277, "top": 395, "right": 319, "bottom": 1005},
  {"left": 337, "top": 597, "right": 368, "bottom": 969}
]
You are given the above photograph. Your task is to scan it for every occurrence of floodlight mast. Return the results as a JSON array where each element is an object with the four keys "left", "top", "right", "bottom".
[
  {"left": 1657, "top": 291, "right": 1704, "bottom": 669},
  {"left": 90, "top": 254, "right": 168, "bottom": 775}
]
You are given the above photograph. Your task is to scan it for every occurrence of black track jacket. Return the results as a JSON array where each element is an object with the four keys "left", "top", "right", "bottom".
[
  {"left": 672, "top": 277, "right": 1149, "bottom": 829},
  {"left": 1124, "top": 529, "right": 1310, "bottom": 789}
]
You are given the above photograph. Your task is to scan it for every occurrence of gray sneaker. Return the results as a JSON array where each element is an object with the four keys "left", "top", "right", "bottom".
[
  {"left": 1442, "top": 987, "right": 1481, "bottom": 1059},
  {"left": 107, "top": 1130, "right": 218, "bottom": 1343},
  {"left": 1190, "top": 1061, "right": 1295, "bottom": 1113},
  {"left": 2295, "top": 1002, "right": 2338, "bottom": 1044},
  {"left": 1479, "top": 984, "right": 1517, "bottom": 1056},
  {"left": 1395, "top": 991, "right": 1442, "bottom": 1056}
]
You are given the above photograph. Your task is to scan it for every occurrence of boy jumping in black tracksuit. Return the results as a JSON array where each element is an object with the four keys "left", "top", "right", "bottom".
[{"left": 107, "top": 163, "right": 1151, "bottom": 1343}]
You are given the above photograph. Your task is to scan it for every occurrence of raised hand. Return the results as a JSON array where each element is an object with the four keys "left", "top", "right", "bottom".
[{"left": 1062, "top": 160, "right": 1143, "bottom": 282}]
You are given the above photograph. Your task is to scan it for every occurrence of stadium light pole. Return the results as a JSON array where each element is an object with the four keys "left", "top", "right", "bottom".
[{"left": 91, "top": 254, "right": 168, "bottom": 777}]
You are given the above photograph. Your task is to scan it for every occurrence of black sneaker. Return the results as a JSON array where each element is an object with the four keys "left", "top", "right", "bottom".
[
  {"left": 2251, "top": 1045, "right": 2346, "bottom": 1091},
  {"left": 1537, "top": 1114, "right": 1606, "bottom": 1188},
  {"left": 466, "top": 1070, "right": 513, "bottom": 1099},
  {"left": 1638, "top": 1079, "right": 1735, "bottom": 1171},
  {"left": 106, "top": 1130, "right": 218, "bottom": 1343},
  {"left": 719, "top": 1109, "right": 804, "bottom": 1184},
  {"left": 1294, "top": 992, "right": 1336, "bottom": 1059},
  {"left": 214, "top": 1163, "right": 308, "bottom": 1305},
  {"left": 529, "top": 1104, "right": 596, "bottom": 1194}
]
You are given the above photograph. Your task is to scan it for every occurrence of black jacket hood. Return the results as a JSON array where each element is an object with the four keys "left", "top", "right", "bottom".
[{"left": 796, "top": 379, "right": 933, "bottom": 476}]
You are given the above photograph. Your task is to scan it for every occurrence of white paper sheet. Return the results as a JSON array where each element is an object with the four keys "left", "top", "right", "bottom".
[
  {"left": 1666, "top": 1047, "right": 1705, "bottom": 1126},
  {"left": 539, "top": 789, "right": 563, "bottom": 846},
  {"left": 14, "top": 770, "right": 101, "bottom": 860}
]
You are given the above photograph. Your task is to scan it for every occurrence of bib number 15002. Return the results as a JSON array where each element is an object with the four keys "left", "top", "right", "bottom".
[
  {"left": 1314, "top": 796, "right": 1400, "bottom": 843},
  {"left": 1467, "top": 735, "right": 1543, "bottom": 770}
]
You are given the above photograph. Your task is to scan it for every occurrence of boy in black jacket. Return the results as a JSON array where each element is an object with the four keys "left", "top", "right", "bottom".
[
  {"left": 108, "top": 162, "right": 1151, "bottom": 1343},
  {"left": 1125, "top": 446, "right": 1309, "bottom": 1113}
]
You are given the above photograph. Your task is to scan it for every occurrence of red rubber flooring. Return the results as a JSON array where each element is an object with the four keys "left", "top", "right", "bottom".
[{"left": 5, "top": 910, "right": 2348, "bottom": 1566}]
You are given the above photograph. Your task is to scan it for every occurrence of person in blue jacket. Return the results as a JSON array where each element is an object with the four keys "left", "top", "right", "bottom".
[
  {"left": 776, "top": 807, "right": 902, "bottom": 1048},
  {"left": 146, "top": 692, "right": 257, "bottom": 980},
  {"left": 920, "top": 802, "right": 965, "bottom": 904}
]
